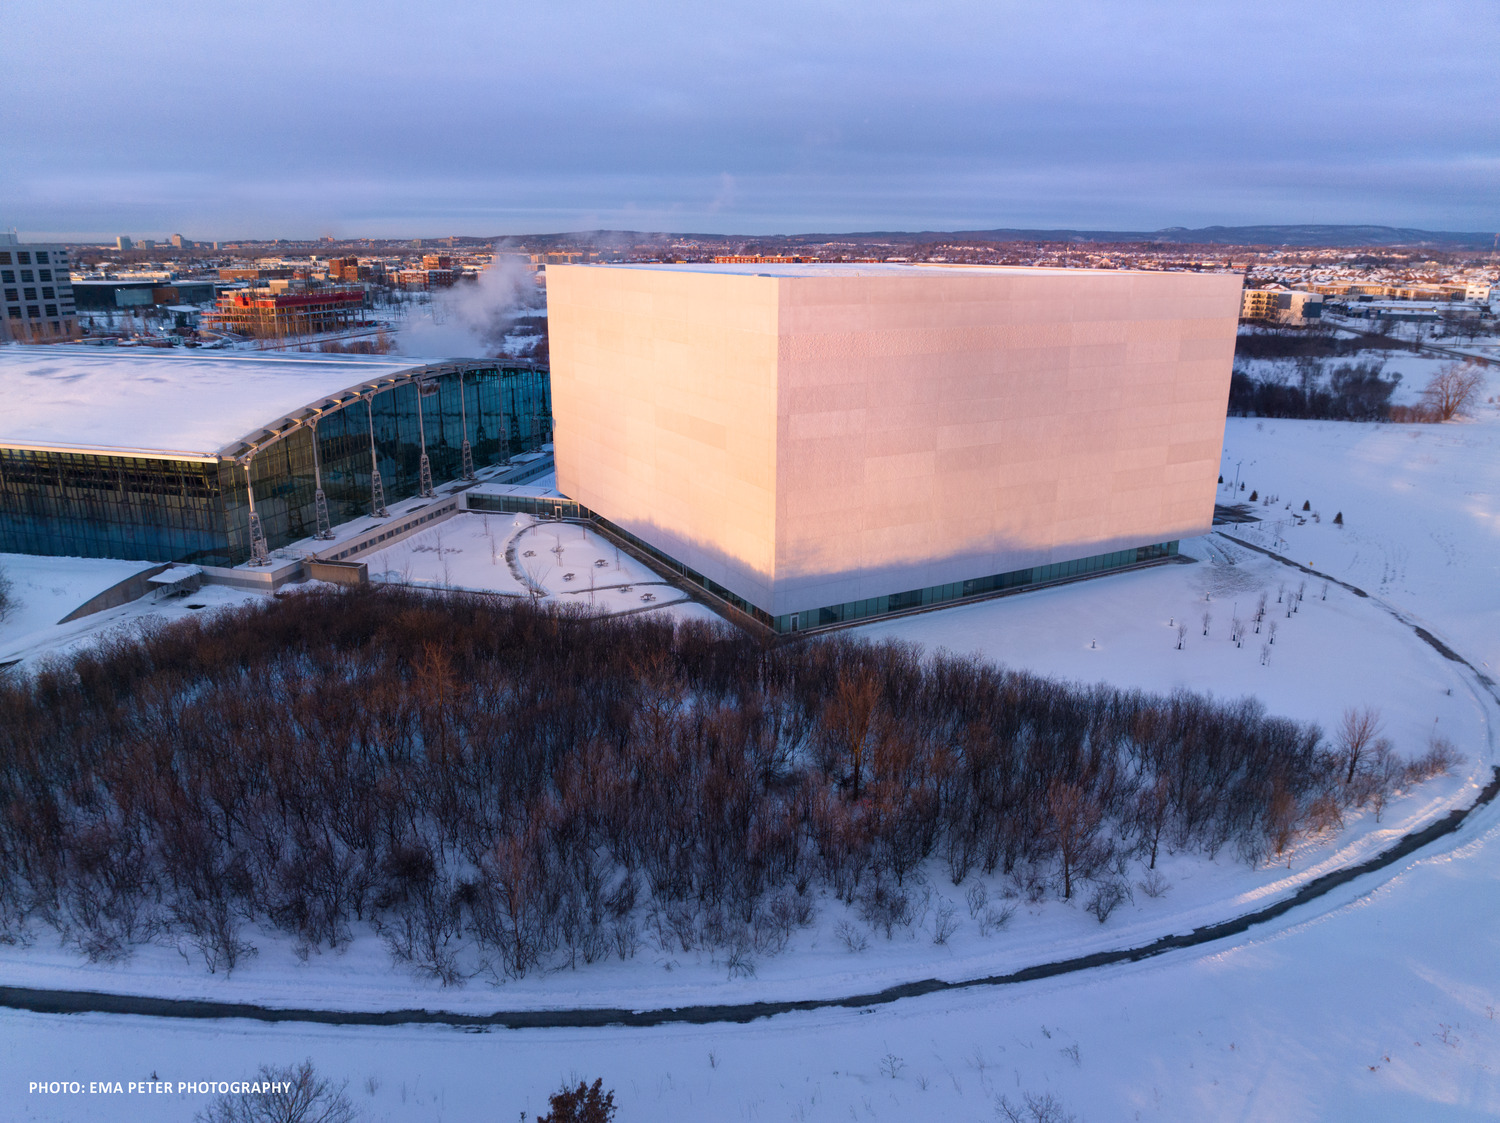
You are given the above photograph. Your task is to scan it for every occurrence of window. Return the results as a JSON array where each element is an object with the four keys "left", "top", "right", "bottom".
[
  {"left": 23, "top": 288, "right": 36, "bottom": 301},
  {"left": 26, "top": 306, "right": 39, "bottom": 318},
  {"left": 6, "top": 308, "right": 18, "bottom": 319},
  {"left": 36, "top": 252, "right": 48, "bottom": 264},
  {"left": 41, "top": 287, "right": 54, "bottom": 300},
  {"left": 20, "top": 270, "right": 33, "bottom": 283},
  {"left": 3, "top": 290, "right": 15, "bottom": 302},
  {"left": 45, "top": 305, "right": 58, "bottom": 317},
  {"left": 1, "top": 271, "right": 13, "bottom": 283},
  {"left": 39, "top": 269, "right": 51, "bottom": 282},
  {"left": 17, "top": 252, "right": 30, "bottom": 265},
  {"left": 0, "top": 253, "right": 9, "bottom": 265}
]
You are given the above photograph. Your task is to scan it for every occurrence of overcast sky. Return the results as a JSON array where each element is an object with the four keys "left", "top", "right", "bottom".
[{"left": 3, "top": 0, "right": 1497, "bottom": 241}]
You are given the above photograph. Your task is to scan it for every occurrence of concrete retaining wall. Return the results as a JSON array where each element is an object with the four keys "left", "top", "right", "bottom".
[{"left": 57, "top": 563, "right": 173, "bottom": 623}]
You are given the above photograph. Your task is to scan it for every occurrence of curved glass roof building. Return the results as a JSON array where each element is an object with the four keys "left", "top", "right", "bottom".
[{"left": 0, "top": 348, "right": 551, "bottom": 566}]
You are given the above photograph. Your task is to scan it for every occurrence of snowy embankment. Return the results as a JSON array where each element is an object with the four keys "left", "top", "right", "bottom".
[
  {"left": 0, "top": 554, "right": 157, "bottom": 647},
  {"left": 0, "top": 554, "right": 263, "bottom": 669},
  {"left": 1235, "top": 350, "right": 1459, "bottom": 408}
]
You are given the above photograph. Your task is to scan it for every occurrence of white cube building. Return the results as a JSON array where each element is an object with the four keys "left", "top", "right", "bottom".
[{"left": 547, "top": 263, "right": 1241, "bottom": 632}]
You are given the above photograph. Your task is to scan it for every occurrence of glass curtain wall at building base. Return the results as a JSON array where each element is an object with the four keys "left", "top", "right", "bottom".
[
  {"left": 776, "top": 542, "right": 1180, "bottom": 633},
  {"left": 464, "top": 492, "right": 1179, "bottom": 634},
  {"left": 0, "top": 449, "right": 232, "bottom": 564}
]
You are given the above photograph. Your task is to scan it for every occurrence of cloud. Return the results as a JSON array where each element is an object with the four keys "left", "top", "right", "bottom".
[{"left": 5, "top": 1, "right": 1497, "bottom": 238}]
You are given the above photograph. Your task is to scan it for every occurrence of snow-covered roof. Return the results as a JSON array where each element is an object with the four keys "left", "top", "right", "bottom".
[
  {"left": 0, "top": 346, "right": 447, "bottom": 461},
  {"left": 572, "top": 262, "right": 1175, "bottom": 279}
]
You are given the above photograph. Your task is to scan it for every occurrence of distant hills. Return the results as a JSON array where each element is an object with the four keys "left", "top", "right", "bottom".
[
  {"left": 828, "top": 225, "right": 1499, "bottom": 250},
  {"left": 518, "top": 225, "right": 1498, "bottom": 251}
]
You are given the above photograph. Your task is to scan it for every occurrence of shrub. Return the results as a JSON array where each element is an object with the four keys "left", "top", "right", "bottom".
[
  {"left": 1407, "top": 736, "right": 1461, "bottom": 783},
  {"left": 538, "top": 1079, "right": 616, "bottom": 1123},
  {"left": 0, "top": 585, "right": 1445, "bottom": 975},
  {"left": 1085, "top": 879, "right": 1131, "bottom": 923}
]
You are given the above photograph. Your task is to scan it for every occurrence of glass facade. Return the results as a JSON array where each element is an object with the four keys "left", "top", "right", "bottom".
[
  {"left": 774, "top": 542, "right": 1179, "bottom": 633},
  {"left": 0, "top": 363, "right": 551, "bottom": 566},
  {"left": 465, "top": 491, "right": 1179, "bottom": 634},
  {"left": 0, "top": 450, "right": 231, "bottom": 563}
]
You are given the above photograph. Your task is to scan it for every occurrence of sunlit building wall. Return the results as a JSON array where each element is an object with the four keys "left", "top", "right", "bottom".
[{"left": 549, "top": 263, "right": 1241, "bottom": 631}]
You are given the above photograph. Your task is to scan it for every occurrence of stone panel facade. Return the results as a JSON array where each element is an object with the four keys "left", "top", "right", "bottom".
[{"left": 548, "top": 264, "right": 1241, "bottom": 621}]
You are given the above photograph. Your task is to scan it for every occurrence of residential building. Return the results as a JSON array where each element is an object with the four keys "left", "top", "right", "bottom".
[{"left": 1240, "top": 286, "right": 1323, "bottom": 322}]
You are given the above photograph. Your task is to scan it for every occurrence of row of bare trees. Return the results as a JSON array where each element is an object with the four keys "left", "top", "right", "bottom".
[
  {"left": 0, "top": 587, "right": 1454, "bottom": 981},
  {"left": 1230, "top": 359, "right": 1487, "bottom": 423}
]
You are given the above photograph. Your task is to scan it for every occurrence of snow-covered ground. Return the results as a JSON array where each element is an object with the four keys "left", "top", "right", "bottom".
[
  {"left": 5, "top": 834, "right": 1498, "bottom": 1121},
  {"left": 1217, "top": 408, "right": 1500, "bottom": 676},
  {"left": 1236, "top": 348, "right": 1466, "bottom": 408},
  {"left": 0, "top": 552, "right": 275, "bottom": 671},
  {"left": 0, "top": 509, "right": 704, "bottom": 673},
  {"left": 0, "top": 553, "right": 155, "bottom": 649},
  {"left": 5, "top": 373, "right": 1500, "bottom": 1121},
  {"left": 861, "top": 539, "right": 1482, "bottom": 764}
]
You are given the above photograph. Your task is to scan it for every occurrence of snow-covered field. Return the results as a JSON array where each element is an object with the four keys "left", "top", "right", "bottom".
[
  {"left": 5, "top": 837, "right": 1498, "bottom": 1121},
  {"left": 4, "top": 372, "right": 1500, "bottom": 1121},
  {"left": 2, "top": 525, "right": 1484, "bottom": 1018},
  {"left": 1217, "top": 411, "right": 1500, "bottom": 675},
  {"left": 0, "top": 511, "right": 706, "bottom": 673}
]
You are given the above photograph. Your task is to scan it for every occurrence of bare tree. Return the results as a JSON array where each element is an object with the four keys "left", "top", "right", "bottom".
[
  {"left": 0, "top": 562, "right": 13, "bottom": 622},
  {"left": 1422, "top": 361, "right": 1486, "bottom": 421},
  {"left": 1043, "top": 779, "right": 1103, "bottom": 900},
  {"left": 821, "top": 666, "right": 881, "bottom": 800},
  {"left": 996, "top": 1090, "right": 1077, "bottom": 1123},
  {"left": 196, "top": 1060, "right": 356, "bottom": 1123},
  {"left": 1337, "top": 707, "right": 1382, "bottom": 785}
]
